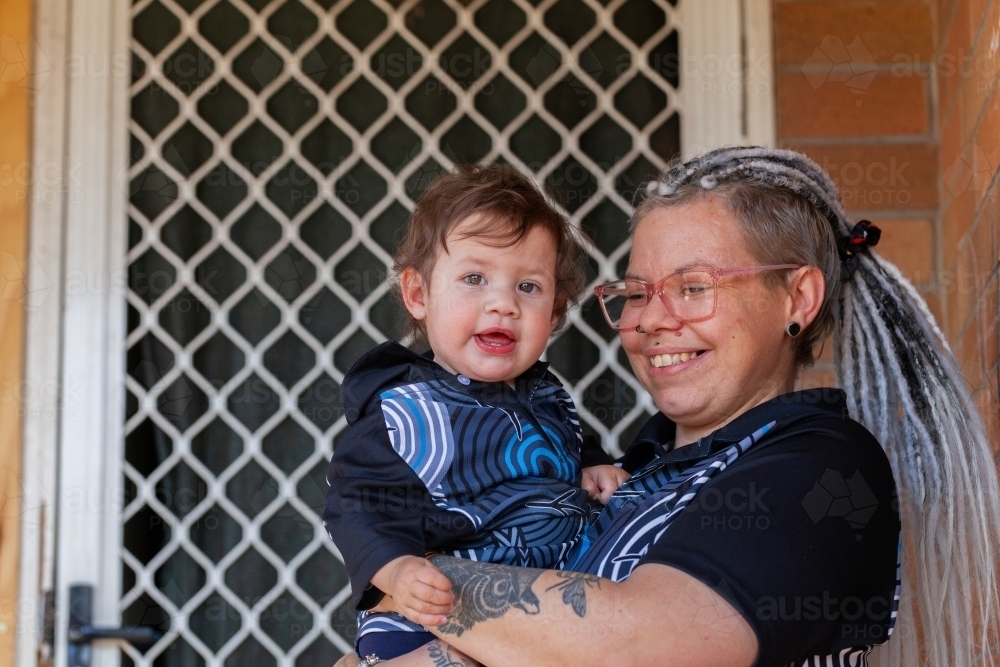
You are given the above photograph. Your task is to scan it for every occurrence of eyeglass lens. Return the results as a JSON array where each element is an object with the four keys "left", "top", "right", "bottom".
[{"left": 600, "top": 272, "right": 716, "bottom": 328}]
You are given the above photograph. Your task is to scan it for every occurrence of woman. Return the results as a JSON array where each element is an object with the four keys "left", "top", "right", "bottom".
[{"left": 336, "top": 148, "right": 1000, "bottom": 667}]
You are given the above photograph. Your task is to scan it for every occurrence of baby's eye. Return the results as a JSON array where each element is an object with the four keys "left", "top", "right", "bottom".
[
  {"left": 518, "top": 282, "right": 541, "bottom": 294},
  {"left": 464, "top": 274, "right": 485, "bottom": 285}
]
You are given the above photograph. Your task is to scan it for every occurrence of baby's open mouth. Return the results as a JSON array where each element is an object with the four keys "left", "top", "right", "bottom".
[
  {"left": 477, "top": 332, "right": 515, "bottom": 347},
  {"left": 650, "top": 350, "right": 705, "bottom": 368}
]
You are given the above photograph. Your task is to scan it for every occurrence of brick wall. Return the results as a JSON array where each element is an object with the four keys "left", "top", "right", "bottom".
[
  {"left": 776, "top": 0, "right": 1000, "bottom": 445},
  {"left": 936, "top": 0, "right": 1000, "bottom": 444}
]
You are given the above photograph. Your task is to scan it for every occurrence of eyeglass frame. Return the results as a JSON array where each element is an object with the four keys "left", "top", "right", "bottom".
[{"left": 593, "top": 264, "right": 803, "bottom": 330}]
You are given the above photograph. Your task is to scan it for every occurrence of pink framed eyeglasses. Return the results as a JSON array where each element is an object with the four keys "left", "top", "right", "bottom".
[{"left": 593, "top": 264, "right": 801, "bottom": 330}]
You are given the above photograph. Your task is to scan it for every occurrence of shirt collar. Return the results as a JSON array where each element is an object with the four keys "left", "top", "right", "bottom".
[
  {"left": 418, "top": 347, "right": 553, "bottom": 398},
  {"left": 624, "top": 389, "right": 848, "bottom": 468}
]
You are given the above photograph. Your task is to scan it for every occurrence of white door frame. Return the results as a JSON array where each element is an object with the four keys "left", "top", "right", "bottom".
[
  {"left": 679, "top": 0, "right": 775, "bottom": 157},
  {"left": 18, "top": 0, "right": 132, "bottom": 664},
  {"left": 15, "top": 0, "right": 773, "bottom": 665}
]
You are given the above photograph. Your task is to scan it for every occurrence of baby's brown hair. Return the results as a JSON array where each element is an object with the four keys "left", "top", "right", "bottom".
[{"left": 393, "top": 164, "right": 587, "bottom": 341}]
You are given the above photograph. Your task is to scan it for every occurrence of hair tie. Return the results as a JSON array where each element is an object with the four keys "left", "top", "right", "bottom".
[{"left": 839, "top": 219, "right": 881, "bottom": 281}]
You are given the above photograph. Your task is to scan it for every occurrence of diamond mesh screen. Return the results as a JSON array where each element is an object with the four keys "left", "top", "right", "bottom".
[{"left": 123, "top": 0, "right": 680, "bottom": 663}]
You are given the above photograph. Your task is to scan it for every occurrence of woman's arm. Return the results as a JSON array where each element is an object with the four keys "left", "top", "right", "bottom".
[
  {"left": 335, "top": 557, "right": 756, "bottom": 667},
  {"left": 410, "top": 556, "right": 757, "bottom": 667},
  {"left": 332, "top": 640, "right": 478, "bottom": 667}
]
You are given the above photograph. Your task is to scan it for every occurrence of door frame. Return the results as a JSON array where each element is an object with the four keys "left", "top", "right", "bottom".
[
  {"left": 678, "top": 0, "right": 775, "bottom": 157},
  {"left": 19, "top": 0, "right": 132, "bottom": 664},
  {"left": 16, "top": 0, "right": 773, "bottom": 665}
]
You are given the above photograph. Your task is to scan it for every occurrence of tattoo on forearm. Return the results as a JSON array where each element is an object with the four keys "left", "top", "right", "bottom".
[
  {"left": 545, "top": 571, "right": 602, "bottom": 618},
  {"left": 426, "top": 641, "right": 476, "bottom": 667},
  {"left": 431, "top": 557, "right": 543, "bottom": 636},
  {"left": 429, "top": 557, "right": 607, "bottom": 635}
]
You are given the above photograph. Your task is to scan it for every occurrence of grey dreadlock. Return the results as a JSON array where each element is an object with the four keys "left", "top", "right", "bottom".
[{"left": 639, "top": 146, "right": 1000, "bottom": 667}]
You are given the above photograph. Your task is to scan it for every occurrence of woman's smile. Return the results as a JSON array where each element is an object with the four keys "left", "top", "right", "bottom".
[{"left": 648, "top": 349, "right": 707, "bottom": 369}]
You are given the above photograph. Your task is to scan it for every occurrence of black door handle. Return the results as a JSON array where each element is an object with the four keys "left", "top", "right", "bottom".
[{"left": 68, "top": 585, "right": 165, "bottom": 667}]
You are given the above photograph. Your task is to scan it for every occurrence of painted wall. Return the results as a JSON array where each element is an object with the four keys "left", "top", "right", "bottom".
[{"left": 0, "top": 0, "right": 31, "bottom": 660}]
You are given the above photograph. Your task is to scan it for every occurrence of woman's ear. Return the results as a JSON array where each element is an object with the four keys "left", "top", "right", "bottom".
[
  {"left": 786, "top": 266, "right": 825, "bottom": 329},
  {"left": 399, "top": 267, "right": 429, "bottom": 321}
]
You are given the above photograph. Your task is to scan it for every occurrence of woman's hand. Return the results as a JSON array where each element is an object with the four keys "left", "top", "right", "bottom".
[
  {"left": 333, "top": 654, "right": 361, "bottom": 667},
  {"left": 582, "top": 465, "right": 631, "bottom": 504}
]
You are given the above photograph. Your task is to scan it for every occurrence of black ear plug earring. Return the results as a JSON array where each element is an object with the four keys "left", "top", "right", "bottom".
[{"left": 785, "top": 322, "right": 801, "bottom": 337}]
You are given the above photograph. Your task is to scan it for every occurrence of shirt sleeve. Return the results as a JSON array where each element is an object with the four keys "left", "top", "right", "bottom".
[
  {"left": 637, "top": 419, "right": 900, "bottom": 666},
  {"left": 323, "top": 409, "right": 440, "bottom": 610}
]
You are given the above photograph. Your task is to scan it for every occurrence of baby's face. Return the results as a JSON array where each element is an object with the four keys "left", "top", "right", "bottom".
[{"left": 404, "top": 217, "right": 561, "bottom": 383}]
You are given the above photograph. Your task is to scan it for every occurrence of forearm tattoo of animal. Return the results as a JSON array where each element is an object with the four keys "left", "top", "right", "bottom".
[
  {"left": 430, "top": 556, "right": 603, "bottom": 635},
  {"left": 430, "top": 557, "right": 543, "bottom": 636}
]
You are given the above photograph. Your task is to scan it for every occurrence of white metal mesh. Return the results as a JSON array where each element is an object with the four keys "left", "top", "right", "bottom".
[{"left": 123, "top": 0, "right": 679, "bottom": 663}]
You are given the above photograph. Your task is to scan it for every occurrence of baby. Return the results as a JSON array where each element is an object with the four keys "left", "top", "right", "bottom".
[{"left": 323, "top": 164, "right": 628, "bottom": 661}]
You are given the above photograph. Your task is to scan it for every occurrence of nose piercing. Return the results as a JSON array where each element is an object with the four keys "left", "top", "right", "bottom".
[{"left": 635, "top": 325, "right": 645, "bottom": 333}]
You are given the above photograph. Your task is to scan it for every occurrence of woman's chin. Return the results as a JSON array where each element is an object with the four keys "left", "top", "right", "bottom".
[{"left": 649, "top": 386, "right": 719, "bottom": 425}]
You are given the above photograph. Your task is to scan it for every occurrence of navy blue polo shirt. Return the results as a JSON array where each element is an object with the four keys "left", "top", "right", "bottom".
[{"left": 565, "top": 389, "right": 901, "bottom": 667}]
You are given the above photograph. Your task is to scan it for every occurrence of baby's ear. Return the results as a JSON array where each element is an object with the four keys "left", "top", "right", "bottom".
[
  {"left": 550, "top": 295, "right": 567, "bottom": 329},
  {"left": 399, "top": 268, "right": 428, "bottom": 320}
]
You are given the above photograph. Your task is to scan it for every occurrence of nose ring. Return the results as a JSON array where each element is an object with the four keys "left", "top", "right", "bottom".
[{"left": 635, "top": 325, "right": 645, "bottom": 333}]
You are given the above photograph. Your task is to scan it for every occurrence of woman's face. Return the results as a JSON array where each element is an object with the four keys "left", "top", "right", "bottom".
[{"left": 621, "top": 197, "right": 799, "bottom": 438}]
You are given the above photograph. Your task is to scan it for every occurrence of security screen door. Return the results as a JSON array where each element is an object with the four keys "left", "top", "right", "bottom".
[{"left": 65, "top": 0, "right": 773, "bottom": 664}]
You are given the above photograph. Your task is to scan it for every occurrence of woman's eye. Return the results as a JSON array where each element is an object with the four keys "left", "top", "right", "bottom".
[
  {"left": 464, "top": 274, "right": 484, "bottom": 285},
  {"left": 681, "top": 283, "right": 711, "bottom": 297},
  {"left": 519, "top": 282, "right": 540, "bottom": 294}
]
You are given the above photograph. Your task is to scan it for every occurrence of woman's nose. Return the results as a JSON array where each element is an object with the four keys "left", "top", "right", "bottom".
[{"left": 636, "top": 292, "right": 682, "bottom": 332}]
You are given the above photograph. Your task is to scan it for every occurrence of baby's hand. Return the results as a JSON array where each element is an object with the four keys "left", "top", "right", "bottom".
[
  {"left": 373, "top": 555, "right": 454, "bottom": 627},
  {"left": 582, "top": 465, "right": 631, "bottom": 504}
]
